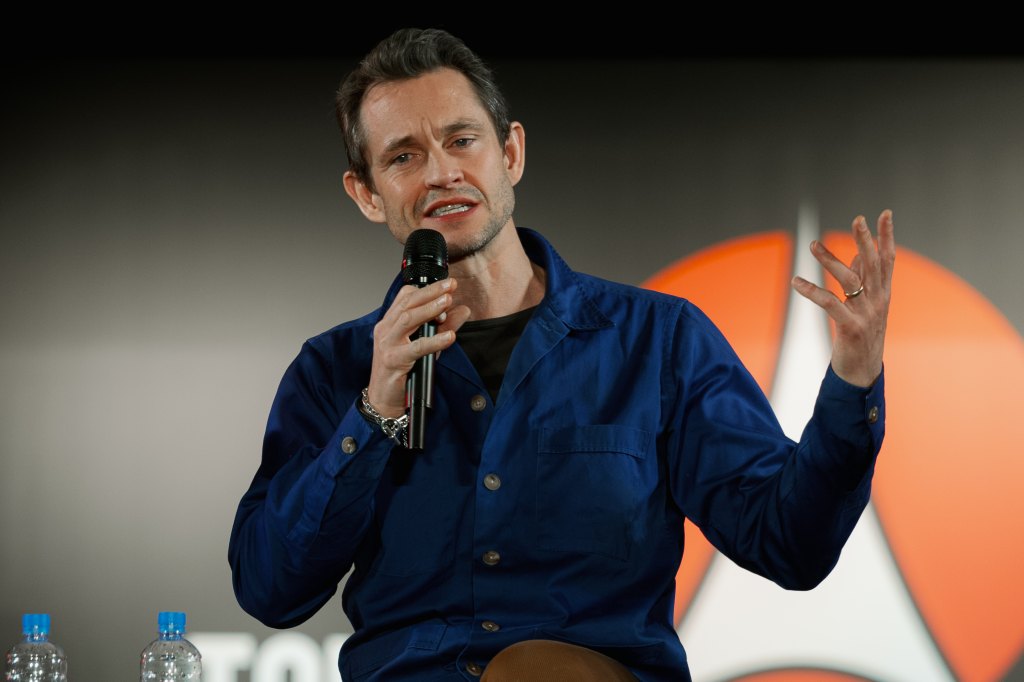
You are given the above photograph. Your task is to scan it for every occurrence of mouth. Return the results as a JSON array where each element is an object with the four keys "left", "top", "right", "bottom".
[
  {"left": 431, "top": 203, "right": 471, "bottom": 217},
  {"left": 425, "top": 199, "right": 475, "bottom": 219}
]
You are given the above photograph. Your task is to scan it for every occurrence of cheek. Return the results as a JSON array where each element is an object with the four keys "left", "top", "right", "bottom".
[
  {"left": 379, "top": 181, "right": 416, "bottom": 209},
  {"left": 377, "top": 192, "right": 418, "bottom": 230}
]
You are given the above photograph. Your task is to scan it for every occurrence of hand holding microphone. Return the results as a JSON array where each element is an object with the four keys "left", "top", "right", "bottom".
[
  {"left": 401, "top": 229, "right": 449, "bottom": 449},
  {"left": 364, "top": 229, "right": 469, "bottom": 448}
]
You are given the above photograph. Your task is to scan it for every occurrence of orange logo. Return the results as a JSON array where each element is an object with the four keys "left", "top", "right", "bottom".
[{"left": 644, "top": 227, "right": 1024, "bottom": 682}]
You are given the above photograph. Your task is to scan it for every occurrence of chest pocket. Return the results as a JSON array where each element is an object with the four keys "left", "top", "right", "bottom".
[{"left": 536, "top": 424, "right": 654, "bottom": 561}]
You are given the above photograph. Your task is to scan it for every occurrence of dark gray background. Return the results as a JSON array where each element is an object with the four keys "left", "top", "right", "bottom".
[{"left": 2, "top": 23, "right": 1022, "bottom": 681}]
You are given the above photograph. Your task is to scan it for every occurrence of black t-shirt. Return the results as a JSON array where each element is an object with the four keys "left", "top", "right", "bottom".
[{"left": 456, "top": 306, "right": 537, "bottom": 403}]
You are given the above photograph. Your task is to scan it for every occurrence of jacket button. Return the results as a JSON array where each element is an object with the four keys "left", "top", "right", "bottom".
[
  {"left": 341, "top": 436, "right": 357, "bottom": 454},
  {"left": 470, "top": 394, "right": 487, "bottom": 411},
  {"left": 483, "top": 474, "right": 501, "bottom": 491},
  {"left": 482, "top": 550, "right": 501, "bottom": 566},
  {"left": 481, "top": 620, "right": 500, "bottom": 632},
  {"left": 465, "top": 662, "right": 483, "bottom": 676},
  {"left": 868, "top": 406, "right": 880, "bottom": 424}
]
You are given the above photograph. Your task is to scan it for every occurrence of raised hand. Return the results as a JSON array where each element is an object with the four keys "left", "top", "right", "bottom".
[{"left": 791, "top": 209, "right": 896, "bottom": 387}]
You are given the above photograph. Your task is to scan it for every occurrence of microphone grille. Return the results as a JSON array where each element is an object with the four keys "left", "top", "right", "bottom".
[{"left": 402, "top": 229, "right": 449, "bottom": 283}]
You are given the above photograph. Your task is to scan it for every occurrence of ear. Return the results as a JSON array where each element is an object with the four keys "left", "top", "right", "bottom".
[
  {"left": 503, "top": 121, "right": 526, "bottom": 187},
  {"left": 343, "top": 170, "right": 386, "bottom": 223}
]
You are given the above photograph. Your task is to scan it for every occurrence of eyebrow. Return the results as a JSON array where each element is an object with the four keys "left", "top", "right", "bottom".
[{"left": 378, "top": 119, "right": 490, "bottom": 162}]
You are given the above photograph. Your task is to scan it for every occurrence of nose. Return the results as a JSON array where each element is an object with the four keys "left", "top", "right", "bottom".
[{"left": 424, "top": 149, "right": 463, "bottom": 188}]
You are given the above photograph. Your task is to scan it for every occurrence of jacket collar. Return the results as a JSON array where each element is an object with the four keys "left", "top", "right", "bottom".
[{"left": 374, "top": 227, "right": 613, "bottom": 334}]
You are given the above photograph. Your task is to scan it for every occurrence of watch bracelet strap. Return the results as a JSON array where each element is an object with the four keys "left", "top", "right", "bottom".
[{"left": 357, "top": 387, "right": 408, "bottom": 446}]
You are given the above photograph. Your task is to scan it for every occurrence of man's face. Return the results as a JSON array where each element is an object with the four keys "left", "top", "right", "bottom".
[{"left": 343, "top": 68, "right": 524, "bottom": 261}]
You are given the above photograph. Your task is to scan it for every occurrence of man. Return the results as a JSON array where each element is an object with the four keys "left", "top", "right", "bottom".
[{"left": 229, "top": 28, "right": 895, "bottom": 682}]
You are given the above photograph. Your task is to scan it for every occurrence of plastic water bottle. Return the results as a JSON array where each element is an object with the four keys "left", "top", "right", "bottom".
[
  {"left": 4, "top": 613, "right": 67, "bottom": 681},
  {"left": 139, "top": 611, "right": 202, "bottom": 681}
]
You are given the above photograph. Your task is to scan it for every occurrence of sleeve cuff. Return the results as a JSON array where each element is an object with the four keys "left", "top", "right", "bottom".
[
  {"left": 320, "top": 400, "right": 395, "bottom": 479},
  {"left": 820, "top": 363, "right": 886, "bottom": 451}
]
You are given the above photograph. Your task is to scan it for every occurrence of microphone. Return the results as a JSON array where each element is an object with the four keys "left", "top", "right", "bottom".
[{"left": 401, "top": 229, "right": 449, "bottom": 450}]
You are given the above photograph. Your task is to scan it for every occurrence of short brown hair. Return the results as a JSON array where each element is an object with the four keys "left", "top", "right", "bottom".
[{"left": 336, "top": 28, "right": 512, "bottom": 190}]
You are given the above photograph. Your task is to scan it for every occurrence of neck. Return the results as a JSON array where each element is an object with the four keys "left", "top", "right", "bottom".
[{"left": 449, "top": 226, "right": 546, "bottom": 321}]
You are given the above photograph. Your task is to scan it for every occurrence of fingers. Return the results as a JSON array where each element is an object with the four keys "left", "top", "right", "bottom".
[
  {"left": 437, "top": 304, "right": 472, "bottom": 336},
  {"left": 791, "top": 274, "right": 854, "bottom": 324},
  {"left": 368, "top": 278, "right": 461, "bottom": 415},
  {"left": 791, "top": 209, "right": 895, "bottom": 388},
  {"left": 391, "top": 279, "right": 458, "bottom": 333},
  {"left": 850, "top": 209, "right": 897, "bottom": 296},
  {"left": 805, "top": 209, "right": 895, "bottom": 302},
  {"left": 807, "top": 240, "right": 862, "bottom": 299},
  {"left": 791, "top": 209, "right": 894, "bottom": 325},
  {"left": 850, "top": 214, "right": 881, "bottom": 292},
  {"left": 876, "top": 209, "right": 896, "bottom": 291}
]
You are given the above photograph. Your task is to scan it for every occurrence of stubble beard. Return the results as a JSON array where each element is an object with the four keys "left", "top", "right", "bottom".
[{"left": 443, "top": 178, "right": 516, "bottom": 264}]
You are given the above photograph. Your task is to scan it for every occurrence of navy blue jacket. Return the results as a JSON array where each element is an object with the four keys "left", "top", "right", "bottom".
[{"left": 229, "top": 228, "right": 885, "bottom": 681}]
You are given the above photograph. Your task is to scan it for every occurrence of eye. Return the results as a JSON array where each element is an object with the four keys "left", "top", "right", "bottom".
[
  {"left": 391, "top": 152, "right": 412, "bottom": 166},
  {"left": 452, "top": 137, "right": 474, "bottom": 149}
]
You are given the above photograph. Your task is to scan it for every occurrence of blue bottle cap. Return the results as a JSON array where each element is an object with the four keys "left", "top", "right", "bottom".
[
  {"left": 21, "top": 614, "right": 50, "bottom": 636},
  {"left": 157, "top": 611, "right": 187, "bottom": 634}
]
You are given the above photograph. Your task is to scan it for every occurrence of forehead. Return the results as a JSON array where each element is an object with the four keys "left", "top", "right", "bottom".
[{"left": 360, "top": 68, "right": 495, "bottom": 152}]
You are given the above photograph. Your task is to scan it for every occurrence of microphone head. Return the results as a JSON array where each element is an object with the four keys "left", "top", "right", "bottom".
[{"left": 402, "top": 229, "right": 449, "bottom": 284}]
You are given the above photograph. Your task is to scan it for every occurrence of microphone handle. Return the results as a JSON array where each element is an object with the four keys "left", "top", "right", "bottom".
[{"left": 406, "top": 319, "right": 436, "bottom": 449}]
